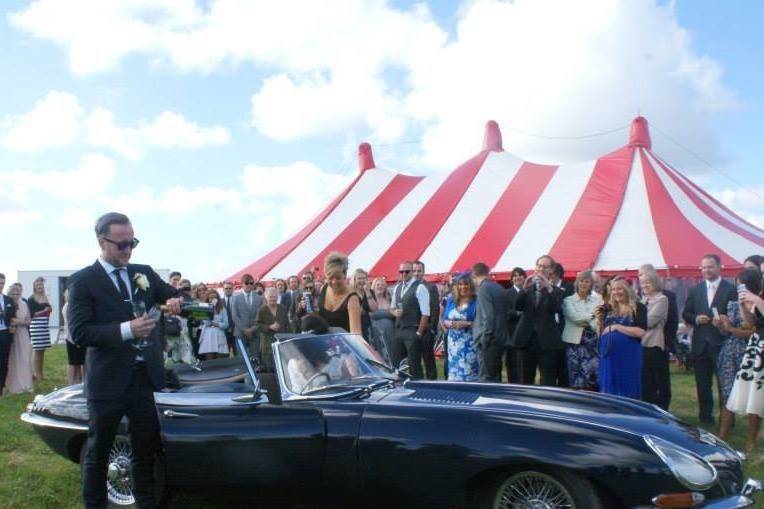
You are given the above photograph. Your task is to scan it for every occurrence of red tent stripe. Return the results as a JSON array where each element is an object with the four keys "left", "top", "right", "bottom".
[
  {"left": 299, "top": 173, "right": 425, "bottom": 276},
  {"left": 370, "top": 151, "right": 490, "bottom": 278},
  {"left": 640, "top": 149, "right": 738, "bottom": 267},
  {"left": 549, "top": 146, "right": 634, "bottom": 271},
  {"left": 450, "top": 161, "right": 557, "bottom": 272},
  {"left": 228, "top": 173, "right": 363, "bottom": 282},
  {"left": 652, "top": 155, "right": 764, "bottom": 246},
  {"left": 655, "top": 157, "right": 764, "bottom": 242}
]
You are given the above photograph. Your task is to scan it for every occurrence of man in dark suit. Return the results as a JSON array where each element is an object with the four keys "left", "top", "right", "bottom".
[
  {"left": 222, "top": 281, "right": 236, "bottom": 356},
  {"left": 682, "top": 254, "right": 737, "bottom": 425},
  {"left": 391, "top": 261, "right": 430, "bottom": 379},
  {"left": 471, "top": 262, "right": 509, "bottom": 382},
  {"left": 285, "top": 276, "right": 302, "bottom": 332},
  {"left": 505, "top": 267, "right": 526, "bottom": 383},
  {"left": 0, "top": 273, "right": 18, "bottom": 395},
  {"left": 511, "top": 255, "right": 565, "bottom": 386},
  {"left": 413, "top": 260, "right": 440, "bottom": 380},
  {"left": 68, "top": 212, "right": 181, "bottom": 509}
]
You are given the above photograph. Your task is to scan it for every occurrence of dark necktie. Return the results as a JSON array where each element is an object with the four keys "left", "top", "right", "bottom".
[{"left": 113, "top": 268, "right": 130, "bottom": 302}]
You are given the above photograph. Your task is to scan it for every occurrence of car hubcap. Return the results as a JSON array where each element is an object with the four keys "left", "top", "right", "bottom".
[
  {"left": 495, "top": 471, "right": 575, "bottom": 509},
  {"left": 106, "top": 437, "right": 135, "bottom": 506}
]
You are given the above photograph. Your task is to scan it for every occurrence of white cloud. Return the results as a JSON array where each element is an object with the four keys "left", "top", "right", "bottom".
[
  {"left": 85, "top": 108, "right": 230, "bottom": 159},
  {"left": 1, "top": 91, "right": 83, "bottom": 151},
  {"left": 711, "top": 186, "right": 764, "bottom": 229},
  {"left": 0, "top": 153, "right": 117, "bottom": 201}
]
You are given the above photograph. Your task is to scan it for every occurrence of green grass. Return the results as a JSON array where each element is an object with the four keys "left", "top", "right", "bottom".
[{"left": 2, "top": 345, "right": 763, "bottom": 508}]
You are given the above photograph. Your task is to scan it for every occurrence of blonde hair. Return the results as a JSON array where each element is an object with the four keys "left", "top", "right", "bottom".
[
  {"left": 324, "top": 251, "right": 349, "bottom": 279},
  {"left": 351, "top": 268, "right": 368, "bottom": 290},
  {"left": 608, "top": 279, "right": 638, "bottom": 317},
  {"left": 574, "top": 270, "right": 596, "bottom": 296}
]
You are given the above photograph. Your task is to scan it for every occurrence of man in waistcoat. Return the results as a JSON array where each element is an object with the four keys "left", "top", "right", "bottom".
[{"left": 390, "top": 261, "right": 430, "bottom": 379}]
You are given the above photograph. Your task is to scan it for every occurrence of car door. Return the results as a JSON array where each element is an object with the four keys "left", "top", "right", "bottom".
[{"left": 155, "top": 390, "right": 325, "bottom": 492}]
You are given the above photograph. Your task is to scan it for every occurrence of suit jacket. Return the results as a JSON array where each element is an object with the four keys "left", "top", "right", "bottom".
[
  {"left": 506, "top": 286, "right": 522, "bottom": 340},
  {"left": 511, "top": 284, "right": 564, "bottom": 350},
  {"left": 67, "top": 261, "right": 178, "bottom": 400},
  {"left": 231, "top": 291, "right": 262, "bottom": 337},
  {"left": 424, "top": 281, "right": 440, "bottom": 333},
  {"left": 223, "top": 295, "right": 235, "bottom": 336},
  {"left": 662, "top": 289, "right": 679, "bottom": 353},
  {"left": 682, "top": 279, "right": 737, "bottom": 355},
  {"left": 0, "top": 294, "right": 17, "bottom": 337},
  {"left": 473, "top": 279, "right": 510, "bottom": 347}
]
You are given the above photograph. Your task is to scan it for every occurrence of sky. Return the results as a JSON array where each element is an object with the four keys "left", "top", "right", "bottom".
[{"left": 0, "top": 0, "right": 762, "bottom": 284}]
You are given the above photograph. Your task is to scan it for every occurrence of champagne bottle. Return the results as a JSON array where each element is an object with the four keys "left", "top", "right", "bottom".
[{"left": 161, "top": 301, "right": 214, "bottom": 321}]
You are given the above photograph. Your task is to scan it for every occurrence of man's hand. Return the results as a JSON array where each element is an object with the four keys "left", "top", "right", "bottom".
[
  {"left": 392, "top": 308, "right": 402, "bottom": 318},
  {"left": 269, "top": 322, "right": 281, "bottom": 332},
  {"left": 243, "top": 328, "right": 253, "bottom": 340},
  {"left": 164, "top": 297, "right": 183, "bottom": 315},
  {"left": 523, "top": 277, "right": 534, "bottom": 289},
  {"left": 130, "top": 315, "right": 157, "bottom": 339},
  {"left": 696, "top": 315, "right": 711, "bottom": 325}
]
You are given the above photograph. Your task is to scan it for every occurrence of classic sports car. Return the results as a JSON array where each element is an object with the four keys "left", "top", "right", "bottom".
[{"left": 22, "top": 333, "right": 762, "bottom": 508}]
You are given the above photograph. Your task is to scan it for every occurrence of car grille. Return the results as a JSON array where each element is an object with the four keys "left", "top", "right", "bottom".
[
  {"left": 712, "top": 460, "right": 744, "bottom": 495},
  {"left": 408, "top": 389, "right": 478, "bottom": 405}
]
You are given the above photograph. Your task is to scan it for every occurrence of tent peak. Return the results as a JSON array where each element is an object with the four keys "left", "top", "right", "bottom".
[
  {"left": 358, "top": 142, "right": 375, "bottom": 172},
  {"left": 628, "top": 116, "right": 651, "bottom": 149},
  {"left": 483, "top": 120, "right": 503, "bottom": 152}
]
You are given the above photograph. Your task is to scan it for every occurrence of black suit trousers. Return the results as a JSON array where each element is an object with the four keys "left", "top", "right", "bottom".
[
  {"left": 515, "top": 346, "right": 564, "bottom": 386},
  {"left": 421, "top": 330, "right": 437, "bottom": 380},
  {"left": 0, "top": 330, "right": 12, "bottom": 390},
  {"left": 694, "top": 346, "right": 722, "bottom": 423},
  {"left": 478, "top": 340, "right": 504, "bottom": 382},
  {"left": 642, "top": 346, "right": 671, "bottom": 411},
  {"left": 392, "top": 328, "right": 423, "bottom": 379},
  {"left": 83, "top": 364, "right": 160, "bottom": 509}
]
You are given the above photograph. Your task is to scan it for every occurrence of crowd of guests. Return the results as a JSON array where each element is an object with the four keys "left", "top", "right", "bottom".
[{"left": 2, "top": 253, "right": 764, "bottom": 450}]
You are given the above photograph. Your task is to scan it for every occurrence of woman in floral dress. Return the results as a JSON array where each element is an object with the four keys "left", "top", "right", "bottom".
[{"left": 442, "top": 274, "right": 478, "bottom": 381}]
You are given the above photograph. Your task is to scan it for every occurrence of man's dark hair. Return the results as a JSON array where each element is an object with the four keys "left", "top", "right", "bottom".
[
  {"left": 254, "top": 282, "right": 265, "bottom": 291},
  {"left": 702, "top": 253, "right": 721, "bottom": 266},
  {"left": 536, "top": 254, "right": 555, "bottom": 266},
  {"left": 169, "top": 271, "right": 182, "bottom": 279},
  {"left": 511, "top": 267, "right": 526, "bottom": 278},
  {"left": 412, "top": 260, "right": 425, "bottom": 271},
  {"left": 744, "top": 254, "right": 763, "bottom": 267},
  {"left": 301, "top": 314, "right": 329, "bottom": 335},
  {"left": 471, "top": 262, "right": 490, "bottom": 277},
  {"left": 553, "top": 262, "right": 565, "bottom": 278},
  {"left": 242, "top": 273, "right": 254, "bottom": 284},
  {"left": 95, "top": 212, "right": 130, "bottom": 237},
  {"left": 0, "top": 273, "right": 5, "bottom": 280}
]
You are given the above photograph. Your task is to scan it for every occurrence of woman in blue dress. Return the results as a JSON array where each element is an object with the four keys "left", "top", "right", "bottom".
[
  {"left": 442, "top": 274, "right": 478, "bottom": 381},
  {"left": 597, "top": 278, "right": 647, "bottom": 399}
]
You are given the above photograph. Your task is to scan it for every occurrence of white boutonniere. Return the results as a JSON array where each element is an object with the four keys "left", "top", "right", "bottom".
[{"left": 133, "top": 273, "right": 150, "bottom": 292}]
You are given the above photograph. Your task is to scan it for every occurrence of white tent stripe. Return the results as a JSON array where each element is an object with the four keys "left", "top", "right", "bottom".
[
  {"left": 594, "top": 149, "right": 666, "bottom": 270},
  {"left": 348, "top": 173, "right": 448, "bottom": 275},
  {"left": 494, "top": 159, "right": 597, "bottom": 271},
  {"left": 263, "top": 168, "right": 396, "bottom": 279},
  {"left": 644, "top": 150, "right": 759, "bottom": 261},
  {"left": 419, "top": 152, "right": 525, "bottom": 273}
]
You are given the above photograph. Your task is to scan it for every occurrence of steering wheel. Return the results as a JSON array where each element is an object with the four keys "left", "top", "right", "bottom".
[{"left": 299, "top": 371, "right": 331, "bottom": 395}]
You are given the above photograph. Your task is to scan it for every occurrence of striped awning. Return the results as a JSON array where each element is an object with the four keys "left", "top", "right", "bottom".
[{"left": 230, "top": 117, "right": 763, "bottom": 282}]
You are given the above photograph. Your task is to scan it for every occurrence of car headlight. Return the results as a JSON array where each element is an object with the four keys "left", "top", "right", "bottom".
[{"left": 644, "top": 435, "right": 718, "bottom": 490}]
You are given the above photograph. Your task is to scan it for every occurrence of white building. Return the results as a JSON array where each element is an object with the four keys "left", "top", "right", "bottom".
[{"left": 17, "top": 268, "right": 170, "bottom": 343}]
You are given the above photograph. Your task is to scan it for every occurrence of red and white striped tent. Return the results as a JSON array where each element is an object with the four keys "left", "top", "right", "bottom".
[{"left": 230, "top": 117, "right": 763, "bottom": 282}]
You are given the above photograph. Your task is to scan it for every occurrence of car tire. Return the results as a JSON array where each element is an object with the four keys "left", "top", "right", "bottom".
[
  {"left": 79, "top": 435, "right": 171, "bottom": 508},
  {"left": 472, "top": 467, "right": 605, "bottom": 509}
]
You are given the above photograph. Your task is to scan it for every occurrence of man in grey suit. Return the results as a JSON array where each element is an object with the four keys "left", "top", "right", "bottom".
[
  {"left": 472, "top": 262, "right": 509, "bottom": 382},
  {"left": 231, "top": 274, "right": 263, "bottom": 360}
]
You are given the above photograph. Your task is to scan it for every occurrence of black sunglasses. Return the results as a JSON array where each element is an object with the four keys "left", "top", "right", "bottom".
[
  {"left": 244, "top": 281, "right": 254, "bottom": 286},
  {"left": 399, "top": 269, "right": 411, "bottom": 274},
  {"left": 103, "top": 237, "right": 139, "bottom": 251}
]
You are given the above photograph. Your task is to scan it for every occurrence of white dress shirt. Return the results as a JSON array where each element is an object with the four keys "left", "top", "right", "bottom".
[
  {"left": 0, "top": 294, "right": 7, "bottom": 331},
  {"left": 98, "top": 258, "right": 134, "bottom": 341},
  {"left": 706, "top": 277, "right": 721, "bottom": 308}
]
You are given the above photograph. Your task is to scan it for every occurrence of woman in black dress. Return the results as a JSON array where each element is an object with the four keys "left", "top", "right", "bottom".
[
  {"left": 317, "top": 252, "right": 362, "bottom": 334},
  {"left": 28, "top": 277, "right": 52, "bottom": 382}
]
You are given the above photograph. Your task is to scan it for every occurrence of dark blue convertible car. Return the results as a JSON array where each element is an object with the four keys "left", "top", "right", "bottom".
[{"left": 22, "top": 333, "right": 762, "bottom": 508}]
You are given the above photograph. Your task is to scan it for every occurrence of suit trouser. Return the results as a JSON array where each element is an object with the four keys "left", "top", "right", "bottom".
[
  {"left": 0, "top": 330, "right": 12, "bottom": 390},
  {"left": 694, "top": 346, "right": 721, "bottom": 422},
  {"left": 504, "top": 346, "right": 519, "bottom": 384},
  {"left": 225, "top": 331, "right": 236, "bottom": 356},
  {"left": 83, "top": 364, "right": 159, "bottom": 509},
  {"left": 478, "top": 340, "right": 505, "bottom": 382},
  {"left": 516, "top": 346, "right": 564, "bottom": 386},
  {"left": 421, "top": 330, "right": 437, "bottom": 380},
  {"left": 642, "top": 346, "right": 671, "bottom": 411},
  {"left": 392, "top": 328, "right": 423, "bottom": 379}
]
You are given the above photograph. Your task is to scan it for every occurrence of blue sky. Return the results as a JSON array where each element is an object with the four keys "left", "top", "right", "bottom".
[{"left": 0, "top": 0, "right": 761, "bottom": 284}]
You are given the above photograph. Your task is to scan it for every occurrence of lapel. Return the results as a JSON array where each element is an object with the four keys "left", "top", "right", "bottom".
[{"left": 710, "top": 280, "right": 727, "bottom": 311}]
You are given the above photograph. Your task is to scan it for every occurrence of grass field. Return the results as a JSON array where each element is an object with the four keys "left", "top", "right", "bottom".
[{"left": 2, "top": 345, "right": 763, "bottom": 508}]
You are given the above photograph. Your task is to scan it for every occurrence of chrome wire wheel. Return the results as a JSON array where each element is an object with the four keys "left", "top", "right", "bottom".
[
  {"left": 494, "top": 471, "right": 576, "bottom": 509},
  {"left": 106, "top": 435, "right": 136, "bottom": 506}
]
